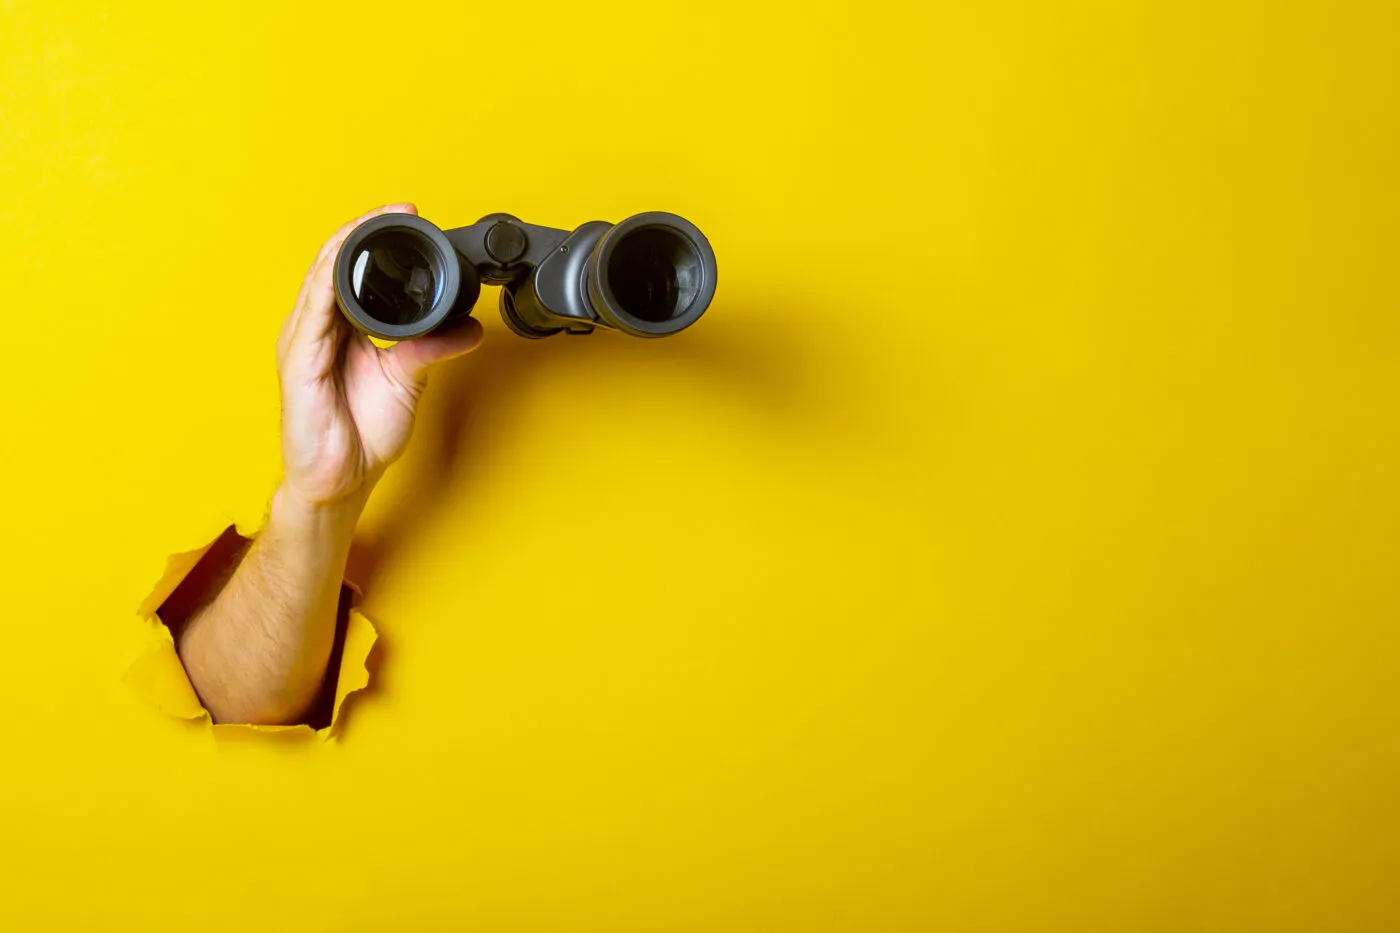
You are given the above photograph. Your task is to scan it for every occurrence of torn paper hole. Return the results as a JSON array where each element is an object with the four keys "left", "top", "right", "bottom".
[{"left": 126, "top": 525, "right": 378, "bottom": 742}]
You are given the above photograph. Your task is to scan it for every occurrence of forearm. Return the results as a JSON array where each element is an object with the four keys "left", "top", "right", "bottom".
[{"left": 176, "top": 483, "right": 369, "bottom": 724}]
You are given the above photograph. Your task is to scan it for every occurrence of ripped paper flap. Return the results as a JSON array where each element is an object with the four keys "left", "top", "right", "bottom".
[{"left": 127, "top": 527, "right": 376, "bottom": 742}]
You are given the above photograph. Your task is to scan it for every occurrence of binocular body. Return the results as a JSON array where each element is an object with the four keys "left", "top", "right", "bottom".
[{"left": 334, "top": 211, "right": 717, "bottom": 340}]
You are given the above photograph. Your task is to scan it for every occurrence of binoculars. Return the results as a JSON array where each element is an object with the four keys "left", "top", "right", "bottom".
[{"left": 334, "top": 211, "right": 717, "bottom": 340}]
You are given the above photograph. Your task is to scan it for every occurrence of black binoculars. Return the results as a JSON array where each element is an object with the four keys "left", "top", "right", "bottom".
[{"left": 334, "top": 211, "right": 717, "bottom": 340}]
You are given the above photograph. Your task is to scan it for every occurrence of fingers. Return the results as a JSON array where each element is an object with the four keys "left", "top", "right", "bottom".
[
  {"left": 278, "top": 202, "right": 418, "bottom": 369},
  {"left": 385, "top": 316, "right": 485, "bottom": 388}
]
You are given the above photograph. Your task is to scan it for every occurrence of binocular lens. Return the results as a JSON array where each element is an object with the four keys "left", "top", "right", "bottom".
[
  {"left": 605, "top": 226, "right": 703, "bottom": 324},
  {"left": 348, "top": 230, "right": 440, "bottom": 326}
]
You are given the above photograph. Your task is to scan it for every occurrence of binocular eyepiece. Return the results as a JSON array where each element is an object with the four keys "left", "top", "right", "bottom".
[{"left": 335, "top": 211, "right": 717, "bottom": 340}]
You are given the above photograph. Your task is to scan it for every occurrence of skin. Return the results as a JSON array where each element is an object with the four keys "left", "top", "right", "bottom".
[{"left": 176, "top": 204, "right": 483, "bottom": 725}]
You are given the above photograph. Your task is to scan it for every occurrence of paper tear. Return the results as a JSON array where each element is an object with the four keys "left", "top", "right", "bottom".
[{"left": 126, "top": 526, "right": 378, "bottom": 742}]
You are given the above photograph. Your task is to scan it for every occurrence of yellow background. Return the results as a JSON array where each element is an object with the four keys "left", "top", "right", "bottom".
[{"left": 1, "top": 0, "right": 1397, "bottom": 929}]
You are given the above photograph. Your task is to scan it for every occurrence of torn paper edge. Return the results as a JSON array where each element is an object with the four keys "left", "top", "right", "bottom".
[{"left": 125, "top": 521, "right": 378, "bottom": 743}]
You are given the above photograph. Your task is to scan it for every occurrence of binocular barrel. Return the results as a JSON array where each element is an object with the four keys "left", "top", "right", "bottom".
[{"left": 334, "top": 211, "right": 717, "bottom": 340}]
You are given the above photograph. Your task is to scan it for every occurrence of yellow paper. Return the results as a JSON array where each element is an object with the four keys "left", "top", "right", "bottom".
[
  {"left": 2, "top": 1, "right": 1398, "bottom": 928},
  {"left": 126, "top": 526, "right": 378, "bottom": 742}
]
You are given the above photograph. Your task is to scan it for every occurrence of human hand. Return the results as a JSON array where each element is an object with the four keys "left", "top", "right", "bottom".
[{"left": 275, "top": 204, "right": 483, "bottom": 506}]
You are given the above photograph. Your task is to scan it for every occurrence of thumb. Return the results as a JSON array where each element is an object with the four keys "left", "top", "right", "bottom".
[{"left": 385, "top": 316, "right": 485, "bottom": 387}]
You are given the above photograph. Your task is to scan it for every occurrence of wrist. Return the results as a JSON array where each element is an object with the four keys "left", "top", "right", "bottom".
[{"left": 270, "top": 481, "right": 371, "bottom": 542}]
